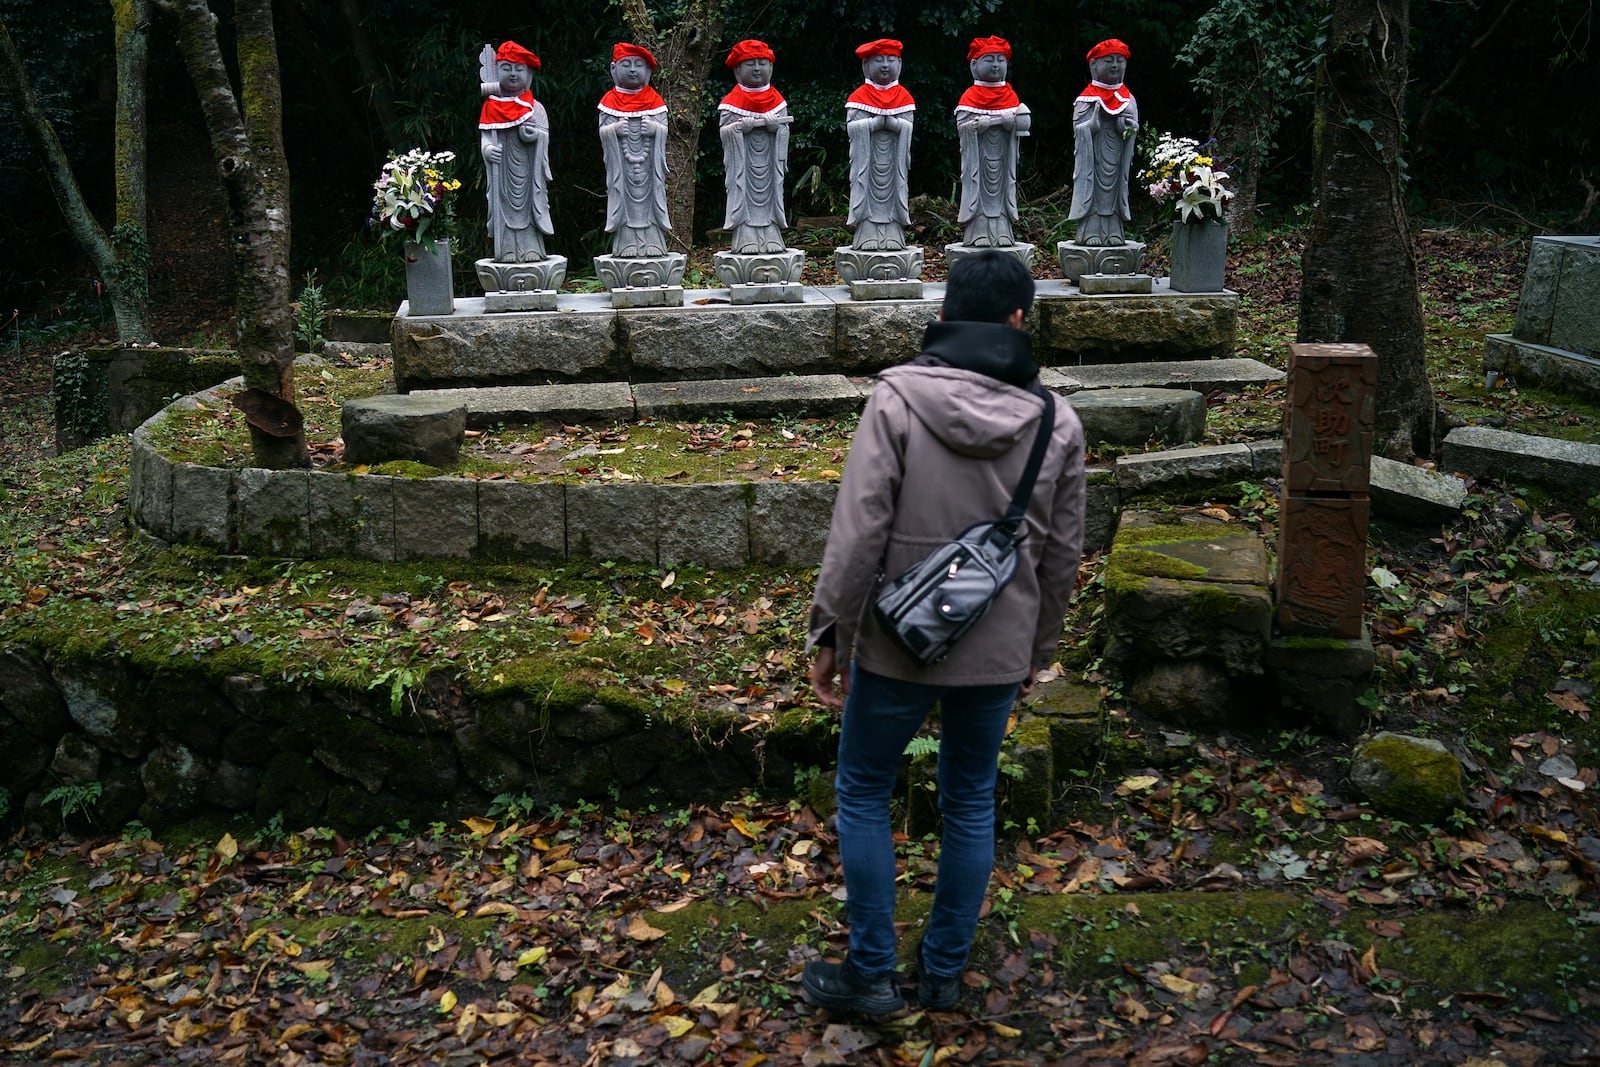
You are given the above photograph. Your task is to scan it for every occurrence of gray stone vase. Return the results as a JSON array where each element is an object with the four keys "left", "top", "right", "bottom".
[
  {"left": 1169, "top": 219, "right": 1228, "bottom": 293},
  {"left": 403, "top": 238, "right": 455, "bottom": 316}
]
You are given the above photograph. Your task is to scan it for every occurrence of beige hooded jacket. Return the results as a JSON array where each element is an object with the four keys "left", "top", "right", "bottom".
[{"left": 808, "top": 323, "right": 1086, "bottom": 686}]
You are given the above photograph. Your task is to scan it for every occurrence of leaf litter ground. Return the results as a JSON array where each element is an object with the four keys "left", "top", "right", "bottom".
[{"left": 4, "top": 228, "right": 1600, "bottom": 1064}]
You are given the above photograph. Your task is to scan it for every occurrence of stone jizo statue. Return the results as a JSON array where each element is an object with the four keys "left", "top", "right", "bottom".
[
  {"left": 1069, "top": 38, "right": 1138, "bottom": 247},
  {"left": 599, "top": 42, "right": 672, "bottom": 258},
  {"left": 955, "top": 36, "right": 1030, "bottom": 249},
  {"left": 846, "top": 38, "right": 915, "bottom": 252},
  {"left": 719, "top": 39, "right": 792, "bottom": 255},
  {"left": 478, "top": 41, "right": 553, "bottom": 263}
]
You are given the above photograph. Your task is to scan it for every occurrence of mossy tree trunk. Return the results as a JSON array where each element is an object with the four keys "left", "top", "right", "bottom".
[
  {"left": 162, "top": 0, "right": 307, "bottom": 469},
  {"left": 618, "top": 0, "right": 729, "bottom": 252},
  {"left": 0, "top": 10, "right": 153, "bottom": 343},
  {"left": 1297, "top": 0, "right": 1436, "bottom": 461}
]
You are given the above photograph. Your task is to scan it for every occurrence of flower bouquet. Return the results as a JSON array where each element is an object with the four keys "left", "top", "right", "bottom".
[
  {"left": 371, "top": 149, "right": 462, "bottom": 253},
  {"left": 1143, "top": 134, "right": 1233, "bottom": 223}
]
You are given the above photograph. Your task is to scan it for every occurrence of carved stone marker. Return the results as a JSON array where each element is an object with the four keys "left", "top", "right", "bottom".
[
  {"left": 947, "top": 36, "right": 1033, "bottom": 271},
  {"left": 1277, "top": 342, "right": 1376, "bottom": 637},
  {"left": 1058, "top": 38, "right": 1146, "bottom": 290},
  {"left": 834, "top": 39, "right": 923, "bottom": 300},
  {"left": 475, "top": 42, "right": 566, "bottom": 311},
  {"left": 596, "top": 41, "right": 686, "bottom": 308},
  {"left": 1270, "top": 342, "right": 1377, "bottom": 736},
  {"left": 716, "top": 39, "right": 804, "bottom": 303}
]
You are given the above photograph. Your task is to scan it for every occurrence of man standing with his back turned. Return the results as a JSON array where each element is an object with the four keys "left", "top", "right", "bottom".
[{"left": 801, "top": 251, "right": 1086, "bottom": 1015}]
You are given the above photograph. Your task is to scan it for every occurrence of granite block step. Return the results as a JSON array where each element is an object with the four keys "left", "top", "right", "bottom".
[
  {"left": 408, "top": 382, "right": 637, "bottom": 429},
  {"left": 1067, "top": 387, "right": 1206, "bottom": 447},
  {"left": 1442, "top": 426, "right": 1600, "bottom": 500},
  {"left": 633, "top": 375, "right": 867, "bottom": 420},
  {"left": 1041, "top": 357, "right": 1284, "bottom": 394}
]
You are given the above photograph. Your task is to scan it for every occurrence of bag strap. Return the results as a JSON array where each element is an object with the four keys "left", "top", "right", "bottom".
[{"left": 994, "top": 383, "right": 1055, "bottom": 541}]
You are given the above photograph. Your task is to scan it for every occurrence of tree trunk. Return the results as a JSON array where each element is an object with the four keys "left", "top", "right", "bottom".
[
  {"left": 620, "top": 0, "right": 728, "bottom": 252},
  {"left": 164, "top": 0, "right": 307, "bottom": 469},
  {"left": 1297, "top": 0, "right": 1435, "bottom": 460},
  {"left": 1213, "top": 109, "right": 1264, "bottom": 233},
  {"left": 338, "top": 0, "right": 404, "bottom": 150},
  {"left": 112, "top": 0, "right": 153, "bottom": 343},
  {"left": 0, "top": 12, "right": 152, "bottom": 342}
]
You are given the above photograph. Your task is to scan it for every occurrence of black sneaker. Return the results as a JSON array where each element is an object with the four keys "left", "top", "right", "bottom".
[
  {"left": 800, "top": 957, "right": 905, "bottom": 1016},
  {"left": 916, "top": 944, "right": 961, "bottom": 1011}
]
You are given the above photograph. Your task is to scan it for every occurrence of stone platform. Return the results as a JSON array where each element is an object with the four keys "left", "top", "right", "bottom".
[{"left": 392, "top": 284, "right": 1238, "bottom": 392}]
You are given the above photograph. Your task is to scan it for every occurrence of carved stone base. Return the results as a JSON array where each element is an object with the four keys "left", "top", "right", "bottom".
[
  {"left": 476, "top": 256, "right": 568, "bottom": 297},
  {"left": 944, "top": 242, "right": 1035, "bottom": 271},
  {"left": 714, "top": 248, "right": 805, "bottom": 287},
  {"left": 1057, "top": 241, "right": 1146, "bottom": 284},
  {"left": 1079, "top": 273, "right": 1154, "bottom": 295},
  {"left": 595, "top": 253, "right": 687, "bottom": 290},
  {"left": 848, "top": 279, "right": 925, "bottom": 301},
  {"left": 834, "top": 246, "right": 925, "bottom": 284},
  {"left": 610, "top": 286, "right": 685, "bottom": 309}
]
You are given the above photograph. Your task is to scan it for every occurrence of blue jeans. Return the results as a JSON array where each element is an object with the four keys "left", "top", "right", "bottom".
[{"left": 833, "top": 664, "right": 1019, "bottom": 979}]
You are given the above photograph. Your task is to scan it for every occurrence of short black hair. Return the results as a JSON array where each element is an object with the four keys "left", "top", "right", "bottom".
[{"left": 941, "top": 251, "right": 1035, "bottom": 324}]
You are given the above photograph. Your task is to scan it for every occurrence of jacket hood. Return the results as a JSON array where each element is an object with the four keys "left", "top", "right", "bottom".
[
  {"left": 919, "top": 319, "right": 1038, "bottom": 387},
  {"left": 878, "top": 367, "right": 1045, "bottom": 460}
]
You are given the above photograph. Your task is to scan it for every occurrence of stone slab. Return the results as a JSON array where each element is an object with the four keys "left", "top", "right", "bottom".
[
  {"left": 1116, "top": 510, "right": 1273, "bottom": 585},
  {"left": 1247, "top": 440, "right": 1283, "bottom": 475},
  {"left": 1483, "top": 334, "right": 1600, "bottom": 402},
  {"left": 476, "top": 480, "right": 566, "bottom": 562},
  {"left": 848, "top": 279, "right": 925, "bottom": 301},
  {"left": 657, "top": 483, "right": 750, "bottom": 567},
  {"left": 392, "top": 478, "right": 478, "bottom": 560},
  {"left": 750, "top": 481, "right": 836, "bottom": 565},
  {"left": 309, "top": 472, "right": 396, "bottom": 561},
  {"left": 1514, "top": 235, "right": 1600, "bottom": 356},
  {"left": 1079, "top": 273, "right": 1154, "bottom": 295},
  {"left": 610, "top": 286, "right": 686, "bottom": 310},
  {"left": 1083, "top": 477, "right": 1120, "bottom": 554},
  {"left": 566, "top": 484, "right": 658, "bottom": 563},
  {"left": 1114, "top": 443, "right": 1254, "bottom": 492},
  {"left": 621, "top": 299, "right": 837, "bottom": 380},
  {"left": 237, "top": 469, "right": 311, "bottom": 557},
  {"left": 172, "top": 463, "right": 235, "bottom": 546},
  {"left": 484, "top": 290, "right": 559, "bottom": 313},
  {"left": 1371, "top": 455, "right": 1466, "bottom": 526},
  {"left": 1033, "top": 283, "right": 1238, "bottom": 364},
  {"left": 392, "top": 302, "right": 620, "bottom": 391},
  {"left": 130, "top": 432, "right": 175, "bottom": 540},
  {"left": 1442, "top": 426, "right": 1600, "bottom": 499},
  {"left": 1276, "top": 493, "right": 1370, "bottom": 638},
  {"left": 1067, "top": 387, "right": 1205, "bottom": 447},
  {"left": 342, "top": 394, "right": 466, "bottom": 468},
  {"left": 633, "top": 375, "right": 866, "bottom": 420},
  {"left": 1038, "top": 369, "right": 1086, "bottom": 392},
  {"left": 409, "top": 383, "right": 637, "bottom": 429},
  {"left": 832, "top": 294, "right": 941, "bottom": 373},
  {"left": 1065, "top": 357, "right": 1284, "bottom": 394},
  {"left": 729, "top": 282, "right": 805, "bottom": 305}
]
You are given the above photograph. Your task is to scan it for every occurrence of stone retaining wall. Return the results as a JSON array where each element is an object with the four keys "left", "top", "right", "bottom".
[
  {"left": 393, "top": 286, "right": 1239, "bottom": 391},
  {"left": 0, "top": 645, "right": 835, "bottom": 833}
]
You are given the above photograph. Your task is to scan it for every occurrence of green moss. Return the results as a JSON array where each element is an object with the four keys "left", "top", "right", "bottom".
[
  {"left": 1103, "top": 547, "right": 1208, "bottom": 596},
  {"left": 1356, "top": 736, "right": 1466, "bottom": 822}
]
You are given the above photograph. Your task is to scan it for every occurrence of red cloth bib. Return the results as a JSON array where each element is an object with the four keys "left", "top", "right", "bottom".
[
  {"left": 719, "top": 84, "right": 786, "bottom": 114},
  {"left": 599, "top": 86, "right": 667, "bottom": 114},
  {"left": 956, "top": 83, "right": 1020, "bottom": 111},
  {"left": 846, "top": 82, "right": 916, "bottom": 113},
  {"left": 1076, "top": 83, "right": 1133, "bottom": 115},
  {"left": 479, "top": 92, "right": 535, "bottom": 129}
]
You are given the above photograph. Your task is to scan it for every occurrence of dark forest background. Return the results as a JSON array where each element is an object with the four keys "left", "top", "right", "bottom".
[{"left": 0, "top": 0, "right": 1593, "bottom": 322}]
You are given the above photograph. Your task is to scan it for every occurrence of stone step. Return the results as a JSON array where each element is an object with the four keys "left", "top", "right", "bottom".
[
  {"left": 409, "top": 370, "right": 1264, "bottom": 440},
  {"left": 1483, "top": 334, "right": 1600, "bottom": 402},
  {"left": 1441, "top": 426, "right": 1600, "bottom": 500},
  {"left": 1041, "top": 356, "right": 1283, "bottom": 394},
  {"left": 408, "top": 382, "right": 636, "bottom": 429},
  {"left": 1066, "top": 387, "right": 1206, "bottom": 447},
  {"left": 633, "top": 375, "right": 866, "bottom": 420}
]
